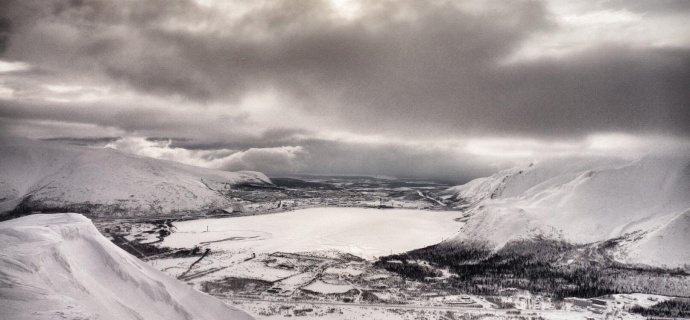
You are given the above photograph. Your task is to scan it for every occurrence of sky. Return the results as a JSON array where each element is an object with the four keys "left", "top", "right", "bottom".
[{"left": 1, "top": 0, "right": 689, "bottom": 182}]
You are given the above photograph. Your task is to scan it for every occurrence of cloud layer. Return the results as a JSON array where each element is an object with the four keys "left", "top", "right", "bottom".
[{"left": 1, "top": 0, "right": 689, "bottom": 180}]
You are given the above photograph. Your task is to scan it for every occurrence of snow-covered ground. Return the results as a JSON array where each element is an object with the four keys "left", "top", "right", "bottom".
[
  {"left": 163, "top": 207, "right": 462, "bottom": 259},
  {"left": 0, "top": 138, "right": 271, "bottom": 216},
  {"left": 302, "top": 281, "right": 355, "bottom": 294},
  {"left": 0, "top": 213, "right": 254, "bottom": 320},
  {"left": 445, "top": 153, "right": 690, "bottom": 268}
]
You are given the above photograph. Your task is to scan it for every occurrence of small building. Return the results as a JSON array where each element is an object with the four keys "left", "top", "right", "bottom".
[
  {"left": 209, "top": 203, "right": 247, "bottom": 215},
  {"left": 498, "top": 288, "right": 527, "bottom": 296},
  {"left": 209, "top": 208, "right": 233, "bottom": 215},
  {"left": 565, "top": 297, "right": 592, "bottom": 308},
  {"left": 591, "top": 298, "right": 608, "bottom": 307}
]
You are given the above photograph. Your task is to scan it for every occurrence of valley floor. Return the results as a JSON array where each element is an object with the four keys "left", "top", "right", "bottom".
[
  {"left": 95, "top": 205, "right": 689, "bottom": 320},
  {"left": 85, "top": 171, "right": 690, "bottom": 320}
]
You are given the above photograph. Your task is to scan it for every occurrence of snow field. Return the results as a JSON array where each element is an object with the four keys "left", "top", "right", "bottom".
[
  {"left": 0, "top": 213, "right": 255, "bottom": 320},
  {"left": 163, "top": 207, "right": 462, "bottom": 259},
  {"left": 446, "top": 154, "right": 690, "bottom": 267}
]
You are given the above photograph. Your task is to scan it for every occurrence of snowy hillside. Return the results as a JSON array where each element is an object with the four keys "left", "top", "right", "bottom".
[
  {"left": 0, "top": 213, "right": 254, "bottom": 320},
  {"left": 445, "top": 154, "right": 690, "bottom": 268},
  {"left": 0, "top": 138, "right": 273, "bottom": 217}
]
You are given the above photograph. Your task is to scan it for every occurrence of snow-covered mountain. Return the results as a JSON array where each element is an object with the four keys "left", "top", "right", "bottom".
[
  {"left": 0, "top": 213, "right": 254, "bottom": 320},
  {"left": 445, "top": 153, "right": 690, "bottom": 268},
  {"left": 0, "top": 138, "right": 273, "bottom": 218}
]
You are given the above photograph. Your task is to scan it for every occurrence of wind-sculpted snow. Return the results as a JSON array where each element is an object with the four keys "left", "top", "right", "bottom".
[
  {"left": 445, "top": 154, "right": 690, "bottom": 268},
  {"left": 0, "top": 213, "right": 255, "bottom": 320},
  {"left": 0, "top": 138, "right": 273, "bottom": 217}
]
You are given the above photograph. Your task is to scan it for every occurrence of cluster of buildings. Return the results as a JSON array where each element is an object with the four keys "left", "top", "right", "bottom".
[{"left": 565, "top": 297, "right": 609, "bottom": 314}]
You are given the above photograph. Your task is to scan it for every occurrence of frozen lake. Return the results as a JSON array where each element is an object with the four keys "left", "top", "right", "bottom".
[{"left": 163, "top": 207, "right": 461, "bottom": 259}]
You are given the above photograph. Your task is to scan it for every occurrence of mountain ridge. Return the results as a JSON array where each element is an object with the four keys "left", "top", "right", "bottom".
[
  {"left": 0, "top": 213, "right": 255, "bottom": 320},
  {"left": 0, "top": 138, "right": 272, "bottom": 218},
  {"left": 444, "top": 153, "right": 690, "bottom": 268}
]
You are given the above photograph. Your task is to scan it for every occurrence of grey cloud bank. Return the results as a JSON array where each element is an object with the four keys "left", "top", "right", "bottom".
[{"left": 1, "top": 0, "right": 689, "bottom": 180}]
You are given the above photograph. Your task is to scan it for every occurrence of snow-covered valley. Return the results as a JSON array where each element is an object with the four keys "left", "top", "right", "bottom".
[{"left": 1, "top": 138, "right": 690, "bottom": 319}]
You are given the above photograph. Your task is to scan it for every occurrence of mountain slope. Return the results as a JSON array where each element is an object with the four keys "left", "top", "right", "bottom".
[
  {"left": 445, "top": 153, "right": 690, "bottom": 268},
  {"left": 0, "top": 138, "right": 272, "bottom": 217},
  {"left": 0, "top": 213, "right": 254, "bottom": 320}
]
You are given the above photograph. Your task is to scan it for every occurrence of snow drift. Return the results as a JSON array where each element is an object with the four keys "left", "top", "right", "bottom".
[
  {"left": 0, "top": 213, "right": 254, "bottom": 320},
  {"left": 0, "top": 138, "right": 273, "bottom": 217},
  {"left": 445, "top": 153, "right": 690, "bottom": 268}
]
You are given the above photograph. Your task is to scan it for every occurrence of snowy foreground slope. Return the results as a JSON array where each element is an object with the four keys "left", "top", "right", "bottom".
[
  {"left": 0, "top": 213, "right": 254, "bottom": 320},
  {"left": 0, "top": 138, "right": 272, "bottom": 217},
  {"left": 445, "top": 154, "right": 690, "bottom": 268}
]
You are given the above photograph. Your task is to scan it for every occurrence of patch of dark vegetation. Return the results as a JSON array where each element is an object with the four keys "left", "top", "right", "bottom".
[
  {"left": 377, "top": 238, "right": 690, "bottom": 299},
  {"left": 361, "top": 290, "right": 385, "bottom": 303},
  {"left": 168, "top": 246, "right": 205, "bottom": 258},
  {"left": 108, "top": 233, "right": 172, "bottom": 258},
  {"left": 201, "top": 277, "right": 273, "bottom": 295},
  {"left": 0, "top": 209, "right": 26, "bottom": 222},
  {"left": 630, "top": 299, "right": 690, "bottom": 318},
  {"left": 108, "top": 229, "right": 201, "bottom": 260},
  {"left": 177, "top": 248, "right": 212, "bottom": 280},
  {"left": 294, "top": 308, "right": 314, "bottom": 316},
  {"left": 6, "top": 196, "right": 163, "bottom": 219},
  {"left": 232, "top": 182, "right": 284, "bottom": 191},
  {"left": 378, "top": 181, "right": 448, "bottom": 188},
  {"left": 376, "top": 259, "right": 443, "bottom": 279},
  {"left": 270, "top": 178, "right": 341, "bottom": 190},
  {"left": 484, "top": 296, "right": 516, "bottom": 309}
]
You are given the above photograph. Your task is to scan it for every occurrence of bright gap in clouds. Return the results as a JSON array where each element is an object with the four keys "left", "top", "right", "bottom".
[
  {"left": 465, "top": 133, "right": 690, "bottom": 160},
  {"left": 105, "top": 137, "right": 304, "bottom": 174},
  {"left": 329, "top": 0, "right": 361, "bottom": 20},
  {"left": 506, "top": 0, "right": 690, "bottom": 62},
  {"left": 0, "top": 61, "right": 31, "bottom": 73}
]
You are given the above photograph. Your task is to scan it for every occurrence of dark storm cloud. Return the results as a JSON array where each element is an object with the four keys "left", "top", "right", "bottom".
[
  {"left": 3, "top": 0, "right": 689, "bottom": 138},
  {"left": 169, "top": 136, "right": 495, "bottom": 182},
  {"left": 603, "top": 0, "right": 690, "bottom": 14},
  {"left": 0, "top": 98, "right": 256, "bottom": 143},
  {"left": 0, "top": 17, "right": 10, "bottom": 54},
  {"left": 41, "top": 136, "right": 119, "bottom": 146},
  {"left": 0, "top": 1, "right": 537, "bottom": 127},
  {"left": 1, "top": 0, "right": 689, "bottom": 181},
  {"left": 3, "top": 0, "right": 686, "bottom": 138},
  {"left": 291, "top": 139, "right": 495, "bottom": 183},
  {"left": 479, "top": 46, "right": 690, "bottom": 136}
]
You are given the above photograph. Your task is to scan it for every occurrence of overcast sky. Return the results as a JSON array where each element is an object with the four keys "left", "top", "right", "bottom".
[{"left": 1, "top": 0, "right": 689, "bottom": 182}]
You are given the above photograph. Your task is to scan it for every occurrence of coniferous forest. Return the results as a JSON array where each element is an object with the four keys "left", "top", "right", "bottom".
[
  {"left": 630, "top": 299, "right": 690, "bottom": 318},
  {"left": 376, "top": 239, "right": 690, "bottom": 300}
]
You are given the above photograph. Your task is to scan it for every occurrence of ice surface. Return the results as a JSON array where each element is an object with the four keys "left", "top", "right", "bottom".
[
  {"left": 163, "top": 207, "right": 462, "bottom": 259},
  {"left": 302, "top": 281, "right": 355, "bottom": 294}
]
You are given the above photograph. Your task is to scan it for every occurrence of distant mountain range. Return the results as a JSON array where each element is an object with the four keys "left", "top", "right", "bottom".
[
  {"left": 0, "top": 138, "right": 273, "bottom": 219},
  {"left": 444, "top": 154, "right": 690, "bottom": 268},
  {"left": 2, "top": 137, "right": 688, "bottom": 269}
]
